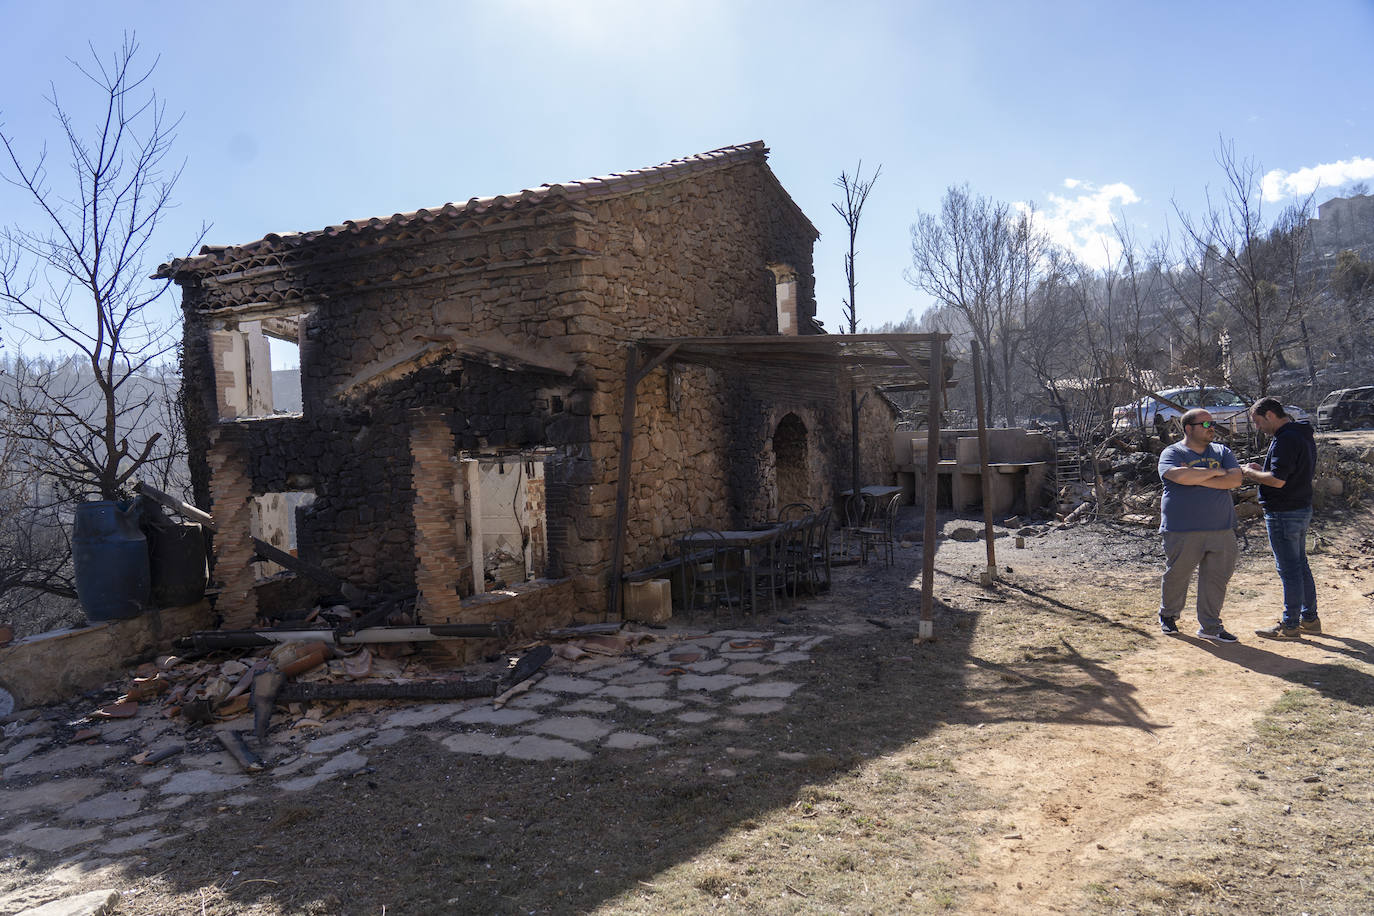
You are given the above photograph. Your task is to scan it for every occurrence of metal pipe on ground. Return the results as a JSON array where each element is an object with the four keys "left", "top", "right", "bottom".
[{"left": 178, "top": 622, "right": 513, "bottom": 652}]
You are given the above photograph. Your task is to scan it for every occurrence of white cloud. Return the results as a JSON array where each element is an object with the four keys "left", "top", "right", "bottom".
[
  {"left": 1261, "top": 156, "right": 1374, "bottom": 201},
  {"left": 1019, "top": 180, "right": 1141, "bottom": 269}
]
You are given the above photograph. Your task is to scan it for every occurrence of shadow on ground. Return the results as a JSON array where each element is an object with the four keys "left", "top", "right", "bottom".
[{"left": 4, "top": 515, "right": 1190, "bottom": 914}]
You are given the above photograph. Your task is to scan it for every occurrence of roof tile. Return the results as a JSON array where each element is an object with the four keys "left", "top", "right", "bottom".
[{"left": 156, "top": 142, "right": 775, "bottom": 278}]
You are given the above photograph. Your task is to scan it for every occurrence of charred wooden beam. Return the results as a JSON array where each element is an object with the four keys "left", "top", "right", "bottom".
[
  {"left": 251, "top": 537, "right": 366, "bottom": 604},
  {"left": 177, "top": 621, "right": 514, "bottom": 652},
  {"left": 277, "top": 680, "right": 500, "bottom": 702}
]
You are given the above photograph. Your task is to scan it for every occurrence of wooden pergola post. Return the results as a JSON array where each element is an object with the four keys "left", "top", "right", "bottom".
[
  {"left": 971, "top": 339, "right": 996, "bottom": 585},
  {"left": 607, "top": 344, "right": 640, "bottom": 621},
  {"left": 607, "top": 341, "right": 678, "bottom": 620},
  {"left": 918, "top": 335, "right": 943, "bottom": 641}
]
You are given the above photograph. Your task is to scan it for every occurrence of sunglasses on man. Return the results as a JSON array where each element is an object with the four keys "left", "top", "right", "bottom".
[{"left": 1184, "top": 420, "right": 1216, "bottom": 428}]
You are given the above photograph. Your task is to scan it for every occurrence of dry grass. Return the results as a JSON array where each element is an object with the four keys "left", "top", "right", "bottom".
[{"left": 1090, "top": 661, "right": 1374, "bottom": 915}]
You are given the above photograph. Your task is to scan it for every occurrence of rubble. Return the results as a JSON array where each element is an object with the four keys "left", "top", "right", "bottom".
[{"left": 25, "top": 610, "right": 686, "bottom": 783}]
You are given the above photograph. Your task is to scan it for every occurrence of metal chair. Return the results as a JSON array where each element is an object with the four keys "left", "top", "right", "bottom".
[
  {"left": 744, "top": 528, "right": 786, "bottom": 614},
  {"left": 681, "top": 529, "right": 735, "bottom": 614},
  {"left": 806, "top": 505, "right": 833, "bottom": 591},
  {"left": 777, "top": 501, "right": 814, "bottom": 524},
  {"left": 841, "top": 492, "right": 879, "bottom": 564},
  {"left": 777, "top": 515, "right": 813, "bottom": 596},
  {"left": 864, "top": 492, "right": 901, "bottom": 566}
]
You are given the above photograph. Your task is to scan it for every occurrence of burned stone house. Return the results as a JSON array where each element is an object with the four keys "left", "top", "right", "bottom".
[{"left": 160, "top": 142, "right": 899, "bottom": 650}]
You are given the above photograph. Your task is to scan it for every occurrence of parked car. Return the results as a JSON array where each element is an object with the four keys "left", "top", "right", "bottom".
[
  {"left": 1112, "top": 386, "right": 1308, "bottom": 435},
  {"left": 1315, "top": 386, "right": 1374, "bottom": 430}
]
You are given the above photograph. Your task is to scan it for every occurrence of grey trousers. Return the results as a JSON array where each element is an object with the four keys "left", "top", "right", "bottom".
[{"left": 1160, "top": 529, "right": 1238, "bottom": 632}]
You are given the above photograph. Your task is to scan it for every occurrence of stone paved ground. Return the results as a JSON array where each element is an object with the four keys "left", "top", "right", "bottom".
[{"left": 0, "top": 624, "right": 834, "bottom": 912}]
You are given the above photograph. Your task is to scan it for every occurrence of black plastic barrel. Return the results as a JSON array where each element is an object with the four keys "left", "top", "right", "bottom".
[
  {"left": 147, "top": 522, "right": 208, "bottom": 607},
  {"left": 73, "top": 500, "right": 150, "bottom": 622}
]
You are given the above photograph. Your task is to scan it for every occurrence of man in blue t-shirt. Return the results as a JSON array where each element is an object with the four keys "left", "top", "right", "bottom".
[
  {"left": 1243, "top": 397, "right": 1320, "bottom": 639},
  {"left": 1157, "top": 408, "right": 1244, "bottom": 642}
]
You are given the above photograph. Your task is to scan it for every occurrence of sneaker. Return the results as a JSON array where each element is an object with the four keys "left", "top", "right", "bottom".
[
  {"left": 1255, "top": 623, "right": 1300, "bottom": 639},
  {"left": 1197, "top": 627, "right": 1239, "bottom": 643},
  {"left": 1159, "top": 616, "right": 1180, "bottom": 635},
  {"left": 1299, "top": 618, "right": 1322, "bottom": 634}
]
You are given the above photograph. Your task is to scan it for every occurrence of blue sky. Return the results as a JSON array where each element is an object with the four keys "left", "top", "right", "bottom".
[{"left": 3, "top": 0, "right": 1372, "bottom": 368}]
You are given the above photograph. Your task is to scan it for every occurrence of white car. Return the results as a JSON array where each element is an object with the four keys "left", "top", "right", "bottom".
[{"left": 1112, "top": 387, "right": 1308, "bottom": 435}]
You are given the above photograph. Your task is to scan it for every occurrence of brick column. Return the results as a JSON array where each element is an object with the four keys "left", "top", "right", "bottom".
[
  {"left": 409, "top": 409, "right": 468, "bottom": 624},
  {"left": 206, "top": 427, "right": 259, "bottom": 628}
]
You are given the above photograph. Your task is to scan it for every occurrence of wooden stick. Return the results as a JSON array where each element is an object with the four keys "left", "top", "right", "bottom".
[{"left": 135, "top": 480, "right": 216, "bottom": 530}]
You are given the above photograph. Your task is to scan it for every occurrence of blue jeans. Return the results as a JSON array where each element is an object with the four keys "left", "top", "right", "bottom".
[{"left": 1263, "top": 508, "right": 1317, "bottom": 628}]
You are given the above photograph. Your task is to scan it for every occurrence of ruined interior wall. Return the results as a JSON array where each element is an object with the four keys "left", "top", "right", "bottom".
[
  {"left": 409, "top": 407, "right": 468, "bottom": 621},
  {"left": 222, "top": 412, "right": 415, "bottom": 594}
]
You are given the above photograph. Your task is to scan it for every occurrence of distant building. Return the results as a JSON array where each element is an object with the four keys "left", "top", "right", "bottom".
[{"left": 1308, "top": 193, "right": 1374, "bottom": 258}]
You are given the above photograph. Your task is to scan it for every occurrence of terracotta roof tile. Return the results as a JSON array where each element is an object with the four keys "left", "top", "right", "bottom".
[{"left": 157, "top": 142, "right": 775, "bottom": 278}]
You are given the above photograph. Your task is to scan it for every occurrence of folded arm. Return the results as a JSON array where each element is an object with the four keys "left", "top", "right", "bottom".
[{"left": 1164, "top": 466, "right": 1243, "bottom": 489}]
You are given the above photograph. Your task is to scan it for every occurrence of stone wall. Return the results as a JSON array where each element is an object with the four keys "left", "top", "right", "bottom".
[{"left": 0, "top": 602, "right": 214, "bottom": 708}]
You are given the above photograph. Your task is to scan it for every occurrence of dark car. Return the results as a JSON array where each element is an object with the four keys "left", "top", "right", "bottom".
[{"left": 1316, "top": 386, "right": 1374, "bottom": 430}]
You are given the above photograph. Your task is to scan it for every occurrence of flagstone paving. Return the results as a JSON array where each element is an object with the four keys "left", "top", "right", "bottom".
[{"left": 0, "top": 625, "right": 826, "bottom": 875}]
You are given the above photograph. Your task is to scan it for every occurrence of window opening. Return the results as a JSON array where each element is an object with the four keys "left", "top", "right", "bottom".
[
  {"left": 250, "top": 490, "right": 316, "bottom": 580},
  {"left": 268, "top": 337, "right": 302, "bottom": 414},
  {"left": 459, "top": 448, "right": 551, "bottom": 593},
  {"left": 209, "top": 315, "right": 303, "bottom": 420}
]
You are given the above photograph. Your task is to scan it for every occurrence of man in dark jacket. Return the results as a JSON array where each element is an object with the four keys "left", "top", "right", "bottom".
[{"left": 1243, "top": 397, "right": 1319, "bottom": 638}]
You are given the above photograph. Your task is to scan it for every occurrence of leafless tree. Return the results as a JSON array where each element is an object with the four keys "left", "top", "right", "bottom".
[
  {"left": 989, "top": 206, "right": 1051, "bottom": 423},
  {"left": 0, "top": 427, "right": 76, "bottom": 610},
  {"left": 1021, "top": 250, "right": 1087, "bottom": 428},
  {"left": 831, "top": 161, "right": 882, "bottom": 490},
  {"left": 908, "top": 185, "right": 1049, "bottom": 423},
  {"left": 1173, "top": 139, "right": 1317, "bottom": 395},
  {"left": 908, "top": 187, "right": 1003, "bottom": 415},
  {"left": 833, "top": 162, "right": 882, "bottom": 335},
  {"left": 1161, "top": 235, "right": 1226, "bottom": 386},
  {"left": 0, "top": 34, "right": 203, "bottom": 502}
]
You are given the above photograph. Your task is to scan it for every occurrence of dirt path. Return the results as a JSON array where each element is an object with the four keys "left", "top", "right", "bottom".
[{"left": 957, "top": 550, "right": 1372, "bottom": 914}]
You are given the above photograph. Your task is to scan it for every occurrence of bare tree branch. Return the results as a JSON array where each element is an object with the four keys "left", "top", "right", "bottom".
[{"left": 0, "top": 34, "right": 203, "bottom": 502}]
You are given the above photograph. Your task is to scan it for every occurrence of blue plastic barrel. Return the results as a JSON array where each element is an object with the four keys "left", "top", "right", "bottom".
[{"left": 73, "top": 500, "right": 150, "bottom": 622}]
